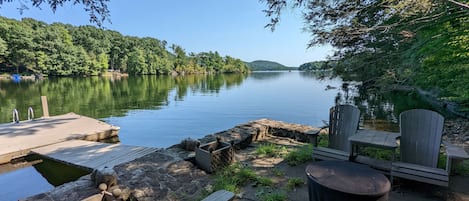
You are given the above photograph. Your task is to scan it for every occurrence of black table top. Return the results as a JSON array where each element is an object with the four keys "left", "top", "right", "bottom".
[{"left": 306, "top": 161, "right": 390, "bottom": 196}]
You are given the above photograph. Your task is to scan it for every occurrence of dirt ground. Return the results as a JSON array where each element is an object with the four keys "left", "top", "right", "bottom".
[{"left": 232, "top": 135, "right": 469, "bottom": 201}]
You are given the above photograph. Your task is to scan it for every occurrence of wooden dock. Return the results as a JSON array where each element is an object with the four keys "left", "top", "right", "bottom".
[
  {"left": 31, "top": 140, "right": 158, "bottom": 170},
  {"left": 0, "top": 113, "right": 120, "bottom": 164}
]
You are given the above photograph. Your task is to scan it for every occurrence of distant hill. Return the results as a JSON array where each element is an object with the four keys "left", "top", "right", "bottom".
[
  {"left": 299, "top": 60, "right": 335, "bottom": 71},
  {"left": 245, "top": 60, "right": 298, "bottom": 71}
]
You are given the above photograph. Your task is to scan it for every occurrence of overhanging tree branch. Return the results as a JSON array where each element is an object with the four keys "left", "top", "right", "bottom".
[
  {"left": 0, "top": 0, "right": 110, "bottom": 27},
  {"left": 447, "top": 0, "right": 469, "bottom": 9}
]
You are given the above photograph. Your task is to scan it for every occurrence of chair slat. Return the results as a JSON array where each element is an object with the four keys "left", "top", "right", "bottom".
[{"left": 313, "top": 105, "right": 360, "bottom": 161}]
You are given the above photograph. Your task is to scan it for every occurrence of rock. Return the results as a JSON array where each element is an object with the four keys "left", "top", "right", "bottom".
[
  {"left": 112, "top": 188, "right": 122, "bottom": 197},
  {"left": 91, "top": 166, "right": 118, "bottom": 188},
  {"left": 98, "top": 183, "right": 108, "bottom": 191},
  {"left": 180, "top": 138, "right": 200, "bottom": 151},
  {"left": 112, "top": 150, "right": 212, "bottom": 201}
]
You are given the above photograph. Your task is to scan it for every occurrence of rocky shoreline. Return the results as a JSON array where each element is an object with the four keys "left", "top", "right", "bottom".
[
  {"left": 23, "top": 118, "right": 469, "bottom": 201},
  {"left": 23, "top": 119, "right": 320, "bottom": 201}
]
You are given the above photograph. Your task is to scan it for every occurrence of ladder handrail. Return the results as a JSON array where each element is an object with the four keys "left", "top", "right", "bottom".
[
  {"left": 28, "top": 107, "right": 34, "bottom": 120},
  {"left": 12, "top": 109, "right": 19, "bottom": 123}
]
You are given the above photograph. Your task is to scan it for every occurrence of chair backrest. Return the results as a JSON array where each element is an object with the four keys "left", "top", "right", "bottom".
[
  {"left": 328, "top": 105, "right": 360, "bottom": 152},
  {"left": 399, "top": 109, "right": 444, "bottom": 168}
]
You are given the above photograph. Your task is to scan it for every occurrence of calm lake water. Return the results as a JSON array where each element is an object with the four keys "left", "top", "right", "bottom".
[{"left": 0, "top": 71, "right": 434, "bottom": 200}]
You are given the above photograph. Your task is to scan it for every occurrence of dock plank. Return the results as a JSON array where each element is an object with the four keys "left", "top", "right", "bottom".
[
  {"left": 0, "top": 113, "right": 120, "bottom": 164},
  {"left": 32, "top": 140, "right": 159, "bottom": 170}
]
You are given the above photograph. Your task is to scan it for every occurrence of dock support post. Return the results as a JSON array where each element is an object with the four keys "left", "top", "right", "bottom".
[{"left": 41, "top": 96, "right": 49, "bottom": 118}]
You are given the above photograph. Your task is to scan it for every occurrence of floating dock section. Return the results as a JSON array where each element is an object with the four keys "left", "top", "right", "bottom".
[
  {"left": 31, "top": 140, "right": 158, "bottom": 170},
  {"left": 0, "top": 113, "right": 120, "bottom": 164}
]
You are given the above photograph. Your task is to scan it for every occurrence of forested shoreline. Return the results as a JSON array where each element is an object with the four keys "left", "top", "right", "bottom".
[
  {"left": 269, "top": 1, "right": 469, "bottom": 112},
  {"left": 0, "top": 16, "right": 249, "bottom": 77}
]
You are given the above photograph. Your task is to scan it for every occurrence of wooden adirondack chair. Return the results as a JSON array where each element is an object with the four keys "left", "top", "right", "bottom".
[
  {"left": 312, "top": 105, "right": 360, "bottom": 161},
  {"left": 392, "top": 109, "right": 469, "bottom": 187}
]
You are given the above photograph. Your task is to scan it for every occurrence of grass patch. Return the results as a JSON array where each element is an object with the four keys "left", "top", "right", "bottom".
[
  {"left": 256, "top": 143, "right": 288, "bottom": 157},
  {"left": 238, "top": 166, "right": 257, "bottom": 183},
  {"left": 360, "top": 147, "right": 394, "bottom": 161},
  {"left": 213, "top": 175, "right": 239, "bottom": 192},
  {"left": 437, "top": 153, "right": 447, "bottom": 169},
  {"left": 285, "top": 144, "right": 313, "bottom": 166},
  {"left": 257, "top": 176, "right": 275, "bottom": 187},
  {"left": 286, "top": 177, "right": 304, "bottom": 190},
  {"left": 454, "top": 160, "right": 469, "bottom": 176},
  {"left": 317, "top": 134, "right": 329, "bottom": 147},
  {"left": 213, "top": 163, "right": 257, "bottom": 193},
  {"left": 256, "top": 188, "right": 288, "bottom": 201},
  {"left": 272, "top": 168, "right": 284, "bottom": 177}
]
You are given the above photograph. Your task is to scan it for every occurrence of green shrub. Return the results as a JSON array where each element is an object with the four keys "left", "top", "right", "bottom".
[
  {"left": 257, "top": 190, "right": 287, "bottom": 201},
  {"left": 256, "top": 143, "right": 287, "bottom": 157},
  {"left": 286, "top": 177, "right": 304, "bottom": 190},
  {"left": 317, "top": 134, "right": 329, "bottom": 147},
  {"left": 285, "top": 144, "right": 313, "bottom": 166},
  {"left": 213, "top": 174, "right": 240, "bottom": 192},
  {"left": 212, "top": 163, "right": 257, "bottom": 193},
  {"left": 238, "top": 166, "right": 257, "bottom": 183},
  {"left": 257, "top": 176, "right": 274, "bottom": 186}
]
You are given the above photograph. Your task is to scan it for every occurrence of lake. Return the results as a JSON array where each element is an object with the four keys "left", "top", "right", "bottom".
[{"left": 0, "top": 71, "right": 433, "bottom": 200}]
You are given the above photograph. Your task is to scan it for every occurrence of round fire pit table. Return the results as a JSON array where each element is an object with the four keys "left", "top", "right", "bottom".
[{"left": 306, "top": 161, "right": 390, "bottom": 201}]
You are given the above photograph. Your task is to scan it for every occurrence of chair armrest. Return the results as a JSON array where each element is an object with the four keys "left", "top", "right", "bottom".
[
  {"left": 442, "top": 140, "right": 468, "bottom": 174},
  {"left": 305, "top": 129, "right": 320, "bottom": 147},
  {"left": 443, "top": 141, "right": 469, "bottom": 159}
]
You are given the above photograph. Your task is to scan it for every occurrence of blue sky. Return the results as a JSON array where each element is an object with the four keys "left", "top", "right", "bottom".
[{"left": 0, "top": 0, "right": 332, "bottom": 67}]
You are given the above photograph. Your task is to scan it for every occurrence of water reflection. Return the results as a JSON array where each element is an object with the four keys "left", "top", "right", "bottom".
[
  {"left": 332, "top": 83, "right": 443, "bottom": 131},
  {"left": 248, "top": 71, "right": 283, "bottom": 80},
  {"left": 26, "top": 155, "right": 90, "bottom": 186},
  {"left": 0, "top": 74, "right": 247, "bottom": 123},
  {"left": 299, "top": 70, "right": 334, "bottom": 80}
]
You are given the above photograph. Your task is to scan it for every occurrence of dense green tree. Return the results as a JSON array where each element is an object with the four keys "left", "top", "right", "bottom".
[
  {"left": 0, "top": 37, "right": 8, "bottom": 62},
  {"left": 127, "top": 48, "right": 147, "bottom": 75},
  {"left": 171, "top": 44, "right": 187, "bottom": 73},
  {"left": 0, "top": 16, "right": 249, "bottom": 76}
]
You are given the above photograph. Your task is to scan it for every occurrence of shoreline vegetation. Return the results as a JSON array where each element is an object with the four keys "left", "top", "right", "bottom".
[{"left": 0, "top": 16, "right": 249, "bottom": 77}]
